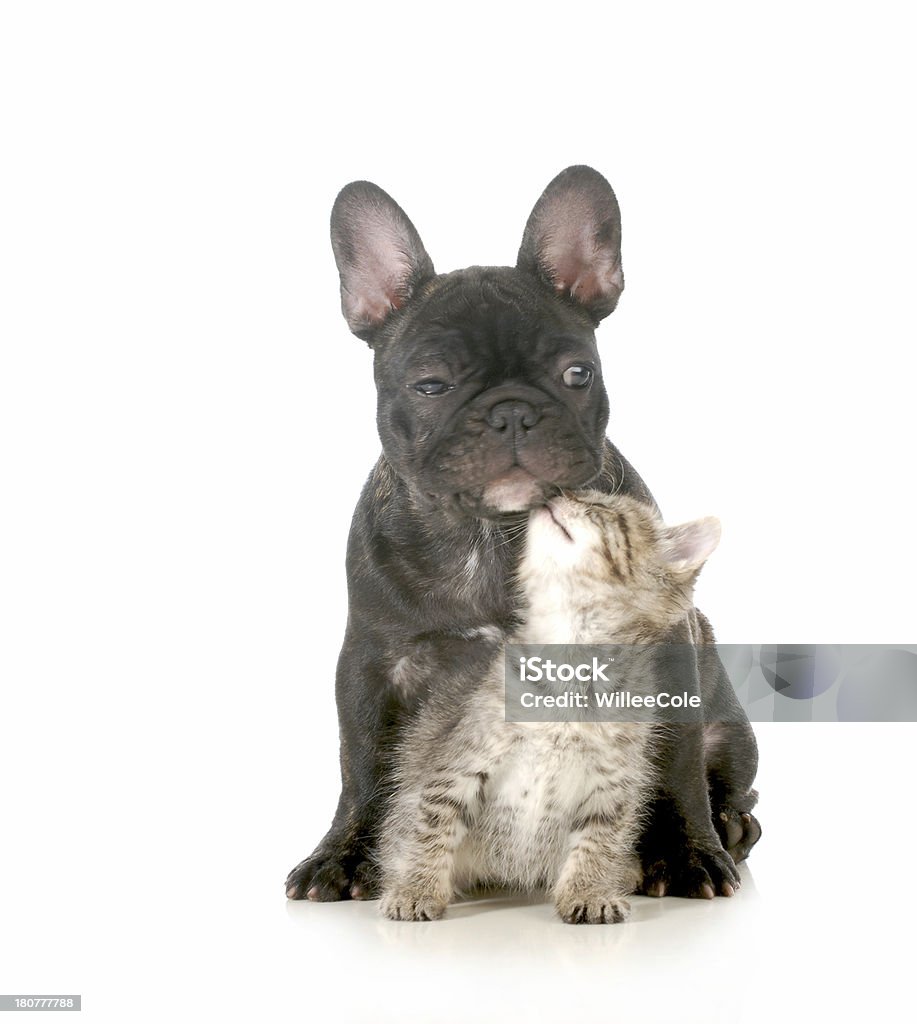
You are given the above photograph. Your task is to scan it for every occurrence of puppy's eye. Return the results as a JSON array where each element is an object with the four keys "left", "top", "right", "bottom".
[
  {"left": 412, "top": 379, "right": 453, "bottom": 396},
  {"left": 562, "top": 365, "right": 594, "bottom": 389}
]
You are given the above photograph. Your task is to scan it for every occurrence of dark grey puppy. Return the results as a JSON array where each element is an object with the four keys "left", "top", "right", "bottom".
[{"left": 285, "top": 166, "right": 760, "bottom": 903}]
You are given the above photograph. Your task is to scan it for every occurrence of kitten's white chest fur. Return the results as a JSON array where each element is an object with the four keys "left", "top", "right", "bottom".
[
  {"left": 450, "top": 696, "right": 651, "bottom": 891},
  {"left": 379, "top": 493, "right": 718, "bottom": 923}
]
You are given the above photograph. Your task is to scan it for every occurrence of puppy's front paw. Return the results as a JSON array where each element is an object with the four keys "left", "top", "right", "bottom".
[
  {"left": 380, "top": 886, "right": 448, "bottom": 922},
  {"left": 640, "top": 837, "right": 740, "bottom": 899},
  {"left": 554, "top": 889, "right": 630, "bottom": 925},
  {"left": 285, "top": 842, "right": 378, "bottom": 902}
]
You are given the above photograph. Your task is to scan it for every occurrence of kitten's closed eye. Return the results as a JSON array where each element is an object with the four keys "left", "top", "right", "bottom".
[{"left": 520, "top": 492, "right": 720, "bottom": 632}]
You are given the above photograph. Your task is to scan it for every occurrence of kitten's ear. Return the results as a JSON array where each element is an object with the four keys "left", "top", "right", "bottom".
[
  {"left": 330, "top": 181, "right": 436, "bottom": 344},
  {"left": 661, "top": 517, "right": 721, "bottom": 577},
  {"left": 516, "top": 165, "right": 624, "bottom": 324}
]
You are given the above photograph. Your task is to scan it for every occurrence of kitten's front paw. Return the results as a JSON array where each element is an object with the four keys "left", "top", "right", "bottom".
[
  {"left": 380, "top": 887, "right": 448, "bottom": 922},
  {"left": 554, "top": 890, "right": 631, "bottom": 925}
]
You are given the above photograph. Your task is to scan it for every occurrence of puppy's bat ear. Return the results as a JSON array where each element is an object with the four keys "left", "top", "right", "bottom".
[
  {"left": 330, "top": 181, "right": 435, "bottom": 343},
  {"left": 517, "top": 166, "right": 624, "bottom": 324}
]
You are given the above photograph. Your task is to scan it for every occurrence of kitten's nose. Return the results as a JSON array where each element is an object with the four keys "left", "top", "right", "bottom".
[{"left": 487, "top": 399, "right": 540, "bottom": 434}]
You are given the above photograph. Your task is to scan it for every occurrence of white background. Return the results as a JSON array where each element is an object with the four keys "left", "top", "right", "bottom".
[{"left": 1, "top": 2, "right": 916, "bottom": 1022}]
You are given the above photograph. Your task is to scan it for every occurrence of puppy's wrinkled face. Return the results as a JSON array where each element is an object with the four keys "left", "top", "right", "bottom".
[
  {"left": 373, "top": 268, "right": 609, "bottom": 518},
  {"left": 329, "top": 167, "right": 627, "bottom": 520}
]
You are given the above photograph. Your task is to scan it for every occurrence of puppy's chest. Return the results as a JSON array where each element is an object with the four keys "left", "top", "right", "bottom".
[{"left": 422, "top": 529, "right": 522, "bottom": 624}]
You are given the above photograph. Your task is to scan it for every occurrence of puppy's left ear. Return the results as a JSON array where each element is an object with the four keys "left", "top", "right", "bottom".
[
  {"left": 661, "top": 517, "right": 721, "bottom": 578},
  {"left": 517, "top": 165, "right": 624, "bottom": 323},
  {"left": 330, "top": 181, "right": 435, "bottom": 344}
]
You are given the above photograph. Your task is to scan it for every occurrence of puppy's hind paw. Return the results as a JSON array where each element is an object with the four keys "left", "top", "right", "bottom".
[{"left": 714, "top": 807, "right": 762, "bottom": 865}]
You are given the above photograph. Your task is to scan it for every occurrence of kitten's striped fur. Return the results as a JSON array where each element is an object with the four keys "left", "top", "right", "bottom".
[{"left": 379, "top": 491, "right": 719, "bottom": 923}]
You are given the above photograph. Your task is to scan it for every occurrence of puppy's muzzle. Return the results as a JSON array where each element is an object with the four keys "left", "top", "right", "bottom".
[{"left": 487, "top": 399, "right": 541, "bottom": 440}]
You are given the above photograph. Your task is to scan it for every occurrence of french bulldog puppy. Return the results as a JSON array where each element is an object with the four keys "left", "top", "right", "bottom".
[{"left": 285, "top": 166, "right": 761, "bottom": 903}]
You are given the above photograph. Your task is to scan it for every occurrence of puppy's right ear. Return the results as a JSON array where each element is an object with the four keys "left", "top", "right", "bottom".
[{"left": 330, "top": 182, "right": 435, "bottom": 343}]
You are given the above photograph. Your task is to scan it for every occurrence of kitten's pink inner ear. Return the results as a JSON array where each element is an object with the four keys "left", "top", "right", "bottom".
[{"left": 663, "top": 517, "right": 721, "bottom": 569}]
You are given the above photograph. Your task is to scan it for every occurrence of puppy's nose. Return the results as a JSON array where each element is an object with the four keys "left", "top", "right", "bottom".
[{"left": 487, "top": 400, "right": 540, "bottom": 434}]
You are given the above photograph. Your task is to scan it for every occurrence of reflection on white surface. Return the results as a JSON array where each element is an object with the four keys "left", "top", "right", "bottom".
[
  {"left": 285, "top": 869, "right": 762, "bottom": 1024},
  {"left": 286, "top": 866, "right": 760, "bottom": 956},
  {"left": 275, "top": 728, "right": 917, "bottom": 1024},
  {"left": 3, "top": 712, "right": 915, "bottom": 1023}
]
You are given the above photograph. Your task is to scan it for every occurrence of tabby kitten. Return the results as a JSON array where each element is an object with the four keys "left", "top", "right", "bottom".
[{"left": 378, "top": 491, "right": 720, "bottom": 924}]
